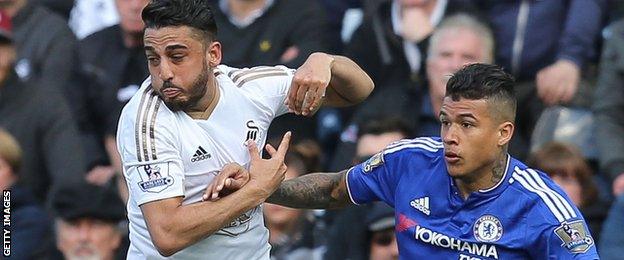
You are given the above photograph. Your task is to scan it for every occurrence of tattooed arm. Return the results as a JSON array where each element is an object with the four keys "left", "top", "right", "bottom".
[{"left": 266, "top": 170, "right": 353, "bottom": 209}]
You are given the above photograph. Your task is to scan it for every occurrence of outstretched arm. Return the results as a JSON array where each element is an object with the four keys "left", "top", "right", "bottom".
[{"left": 267, "top": 170, "right": 353, "bottom": 209}]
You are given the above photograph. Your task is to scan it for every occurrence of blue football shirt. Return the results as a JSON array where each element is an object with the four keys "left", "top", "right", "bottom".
[{"left": 346, "top": 137, "right": 599, "bottom": 259}]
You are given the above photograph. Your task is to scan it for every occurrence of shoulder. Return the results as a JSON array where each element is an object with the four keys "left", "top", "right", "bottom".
[
  {"left": 383, "top": 137, "right": 444, "bottom": 157},
  {"left": 508, "top": 164, "right": 581, "bottom": 225},
  {"left": 32, "top": 6, "right": 75, "bottom": 36},
  {"left": 218, "top": 64, "right": 294, "bottom": 89},
  {"left": 380, "top": 137, "right": 444, "bottom": 166},
  {"left": 80, "top": 25, "right": 120, "bottom": 46}
]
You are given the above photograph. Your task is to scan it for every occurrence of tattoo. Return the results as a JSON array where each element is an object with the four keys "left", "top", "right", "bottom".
[
  {"left": 266, "top": 170, "right": 351, "bottom": 209},
  {"left": 491, "top": 152, "right": 507, "bottom": 184}
]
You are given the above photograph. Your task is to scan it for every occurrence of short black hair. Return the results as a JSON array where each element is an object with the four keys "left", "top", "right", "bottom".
[
  {"left": 358, "top": 117, "right": 413, "bottom": 139},
  {"left": 445, "top": 63, "right": 517, "bottom": 122},
  {"left": 142, "top": 0, "right": 217, "bottom": 41}
]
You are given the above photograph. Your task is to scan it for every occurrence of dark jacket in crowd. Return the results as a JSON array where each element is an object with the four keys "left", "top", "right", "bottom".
[
  {"left": 471, "top": 0, "right": 606, "bottom": 80},
  {"left": 10, "top": 185, "right": 53, "bottom": 259},
  {"left": 76, "top": 25, "right": 149, "bottom": 165},
  {"left": 593, "top": 19, "right": 624, "bottom": 182},
  {"left": 34, "top": 0, "right": 75, "bottom": 20},
  {"left": 212, "top": 0, "right": 329, "bottom": 69},
  {"left": 0, "top": 72, "right": 86, "bottom": 203},
  {"left": 12, "top": 1, "right": 79, "bottom": 97}
]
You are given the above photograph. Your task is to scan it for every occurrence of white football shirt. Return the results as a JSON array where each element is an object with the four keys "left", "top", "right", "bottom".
[{"left": 117, "top": 64, "right": 294, "bottom": 259}]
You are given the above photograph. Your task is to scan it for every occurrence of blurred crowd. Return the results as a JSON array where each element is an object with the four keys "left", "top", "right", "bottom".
[{"left": 0, "top": 0, "right": 623, "bottom": 259}]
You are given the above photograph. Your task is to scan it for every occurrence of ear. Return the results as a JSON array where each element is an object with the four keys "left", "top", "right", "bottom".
[
  {"left": 206, "top": 41, "right": 222, "bottom": 68},
  {"left": 497, "top": 121, "right": 514, "bottom": 146}
]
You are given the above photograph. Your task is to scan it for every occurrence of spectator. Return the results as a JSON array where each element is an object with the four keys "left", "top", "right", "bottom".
[
  {"left": 528, "top": 142, "right": 609, "bottom": 242},
  {"left": 0, "top": 0, "right": 80, "bottom": 97},
  {"left": 212, "top": 0, "right": 329, "bottom": 69},
  {"left": 0, "top": 128, "right": 52, "bottom": 259},
  {"left": 211, "top": 0, "right": 331, "bottom": 142},
  {"left": 365, "top": 203, "right": 398, "bottom": 260},
  {"left": 332, "top": 13, "right": 492, "bottom": 171},
  {"left": 593, "top": 18, "right": 624, "bottom": 260},
  {"left": 0, "top": 11, "right": 86, "bottom": 204},
  {"left": 69, "top": 0, "right": 120, "bottom": 39},
  {"left": 471, "top": 0, "right": 607, "bottom": 159},
  {"left": 52, "top": 182, "right": 127, "bottom": 260},
  {"left": 264, "top": 141, "right": 324, "bottom": 260},
  {"left": 325, "top": 117, "right": 409, "bottom": 260},
  {"left": 344, "top": 4, "right": 482, "bottom": 132},
  {"left": 425, "top": 13, "right": 493, "bottom": 117},
  {"left": 77, "top": 0, "right": 149, "bottom": 199},
  {"left": 593, "top": 18, "right": 624, "bottom": 195}
]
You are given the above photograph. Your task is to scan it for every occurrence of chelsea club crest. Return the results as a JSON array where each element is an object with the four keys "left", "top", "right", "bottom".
[{"left": 474, "top": 215, "right": 503, "bottom": 242}]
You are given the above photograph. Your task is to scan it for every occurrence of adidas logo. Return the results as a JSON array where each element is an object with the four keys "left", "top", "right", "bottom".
[
  {"left": 410, "top": 197, "right": 430, "bottom": 215},
  {"left": 191, "top": 146, "right": 211, "bottom": 162}
]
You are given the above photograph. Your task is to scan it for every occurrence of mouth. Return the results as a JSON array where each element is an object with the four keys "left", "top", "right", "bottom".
[
  {"left": 161, "top": 88, "right": 182, "bottom": 99},
  {"left": 444, "top": 151, "right": 461, "bottom": 164}
]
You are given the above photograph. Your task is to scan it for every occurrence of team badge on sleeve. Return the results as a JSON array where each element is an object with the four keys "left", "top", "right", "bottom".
[
  {"left": 363, "top": 152, "right": 385, "bottom": 173},
  {"left": 554, "top": 220, "right": 594, "bottom": 253},
  {"left": 474, "top": 215, "right": 503, "bottom": 242},
  {"left": 137, "top": 163, "right": 174, "bottom": 193}
]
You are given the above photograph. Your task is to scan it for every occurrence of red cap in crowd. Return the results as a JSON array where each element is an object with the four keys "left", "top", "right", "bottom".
[{"left": 0, "top": 11, "right": 12, "bottom": 42}]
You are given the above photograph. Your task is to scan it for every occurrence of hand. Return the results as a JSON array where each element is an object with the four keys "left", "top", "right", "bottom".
[
  {"left": 613, "top": 173, "right": 624, "bottom": 196},
  {"left": 86, "top": 165, "right": 117, "bottom": 186},
  {"left": 536, "top": 59, "right": 580, "bottom": 106},
  {"left": 203, "top": 163, "right": 250, "bottom": 201},
  {"left": 246, "top": 132, "right": 291, "bottom": 198},
  {"left": 286, "top": 53, "right": 333, "bottom": 116}
]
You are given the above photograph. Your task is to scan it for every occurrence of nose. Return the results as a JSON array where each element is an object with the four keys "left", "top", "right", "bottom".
[
  {"left": 159, "top": 61, "right": 174, "bottom": 82},
  {"left": 451, "top": 55, "right": 464, "bottom": 72},
  {"left": 442, "top": 124, "right": 458, "bottom": 146},
  {"left": 77, "top": 221, "right": 92, "bottom": 242}
]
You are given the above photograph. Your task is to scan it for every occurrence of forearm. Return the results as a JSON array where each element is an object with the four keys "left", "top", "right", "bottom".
[
  {"left": 267, "top": 170, "right": 352, "bottom": 209},
  {"left": 146, "top": 187, "right": 265, "bottom": 256},
  {"left": 323, "top": 54, "right": 374, "bottom": 107}
]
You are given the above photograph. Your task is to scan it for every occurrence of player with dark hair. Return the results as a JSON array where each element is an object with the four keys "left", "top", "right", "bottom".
[
  {"left": 117, "top": 0, "right": 373, "bottom": 258},
  {"left": 211, "top": 63, "right": 599, "bottom": 259}
]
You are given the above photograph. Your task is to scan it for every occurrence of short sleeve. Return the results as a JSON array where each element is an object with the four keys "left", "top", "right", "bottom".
[
  {"left": 531, "top": 219, "right": 599, "bottom": 259},
  {"left": 117, "top": 85, "right": 185, "bottom": 206},
  {"left": 232, "top": 65, "right": 295, "bottom": 117},
  {"left": 345, "top": 145, "right": 404, "bottom": 205}
]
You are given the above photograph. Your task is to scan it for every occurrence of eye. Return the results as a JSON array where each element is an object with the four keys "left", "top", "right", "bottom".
[
  {"left": 171, "top": 54, "right": 185, "bottom": 63},
  {"left": 461, "top": 122, "right": 474, "bottom": 128},
  {"left": 147, "top": 57, "right": 160, "bottom": 66},
  {"left": 440, "top": 120, "right": 451, "bottom": 127}
]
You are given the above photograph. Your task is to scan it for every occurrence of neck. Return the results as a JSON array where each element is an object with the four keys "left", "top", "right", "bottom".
[
  {"left": 185, "top": 74, "right": 219, "bottom": 115},
  {"left": 228, "top": 0, "right": 267, "bottom": 21},
  {"left": 455, "top": 151, "right": 508, "bottom": 199}
]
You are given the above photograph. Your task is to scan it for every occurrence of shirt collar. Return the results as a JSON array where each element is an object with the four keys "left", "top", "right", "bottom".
[
  {"left": 478, "top": 154, "right": 512, "bottom": 194},
  {"left": 219, "top": 0, "right": 275, "bottom": 28}
]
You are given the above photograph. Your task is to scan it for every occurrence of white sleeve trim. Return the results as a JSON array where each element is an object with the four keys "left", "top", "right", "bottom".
[{"left": 345, "top": 167, "right": 361, "bottom": 205}]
